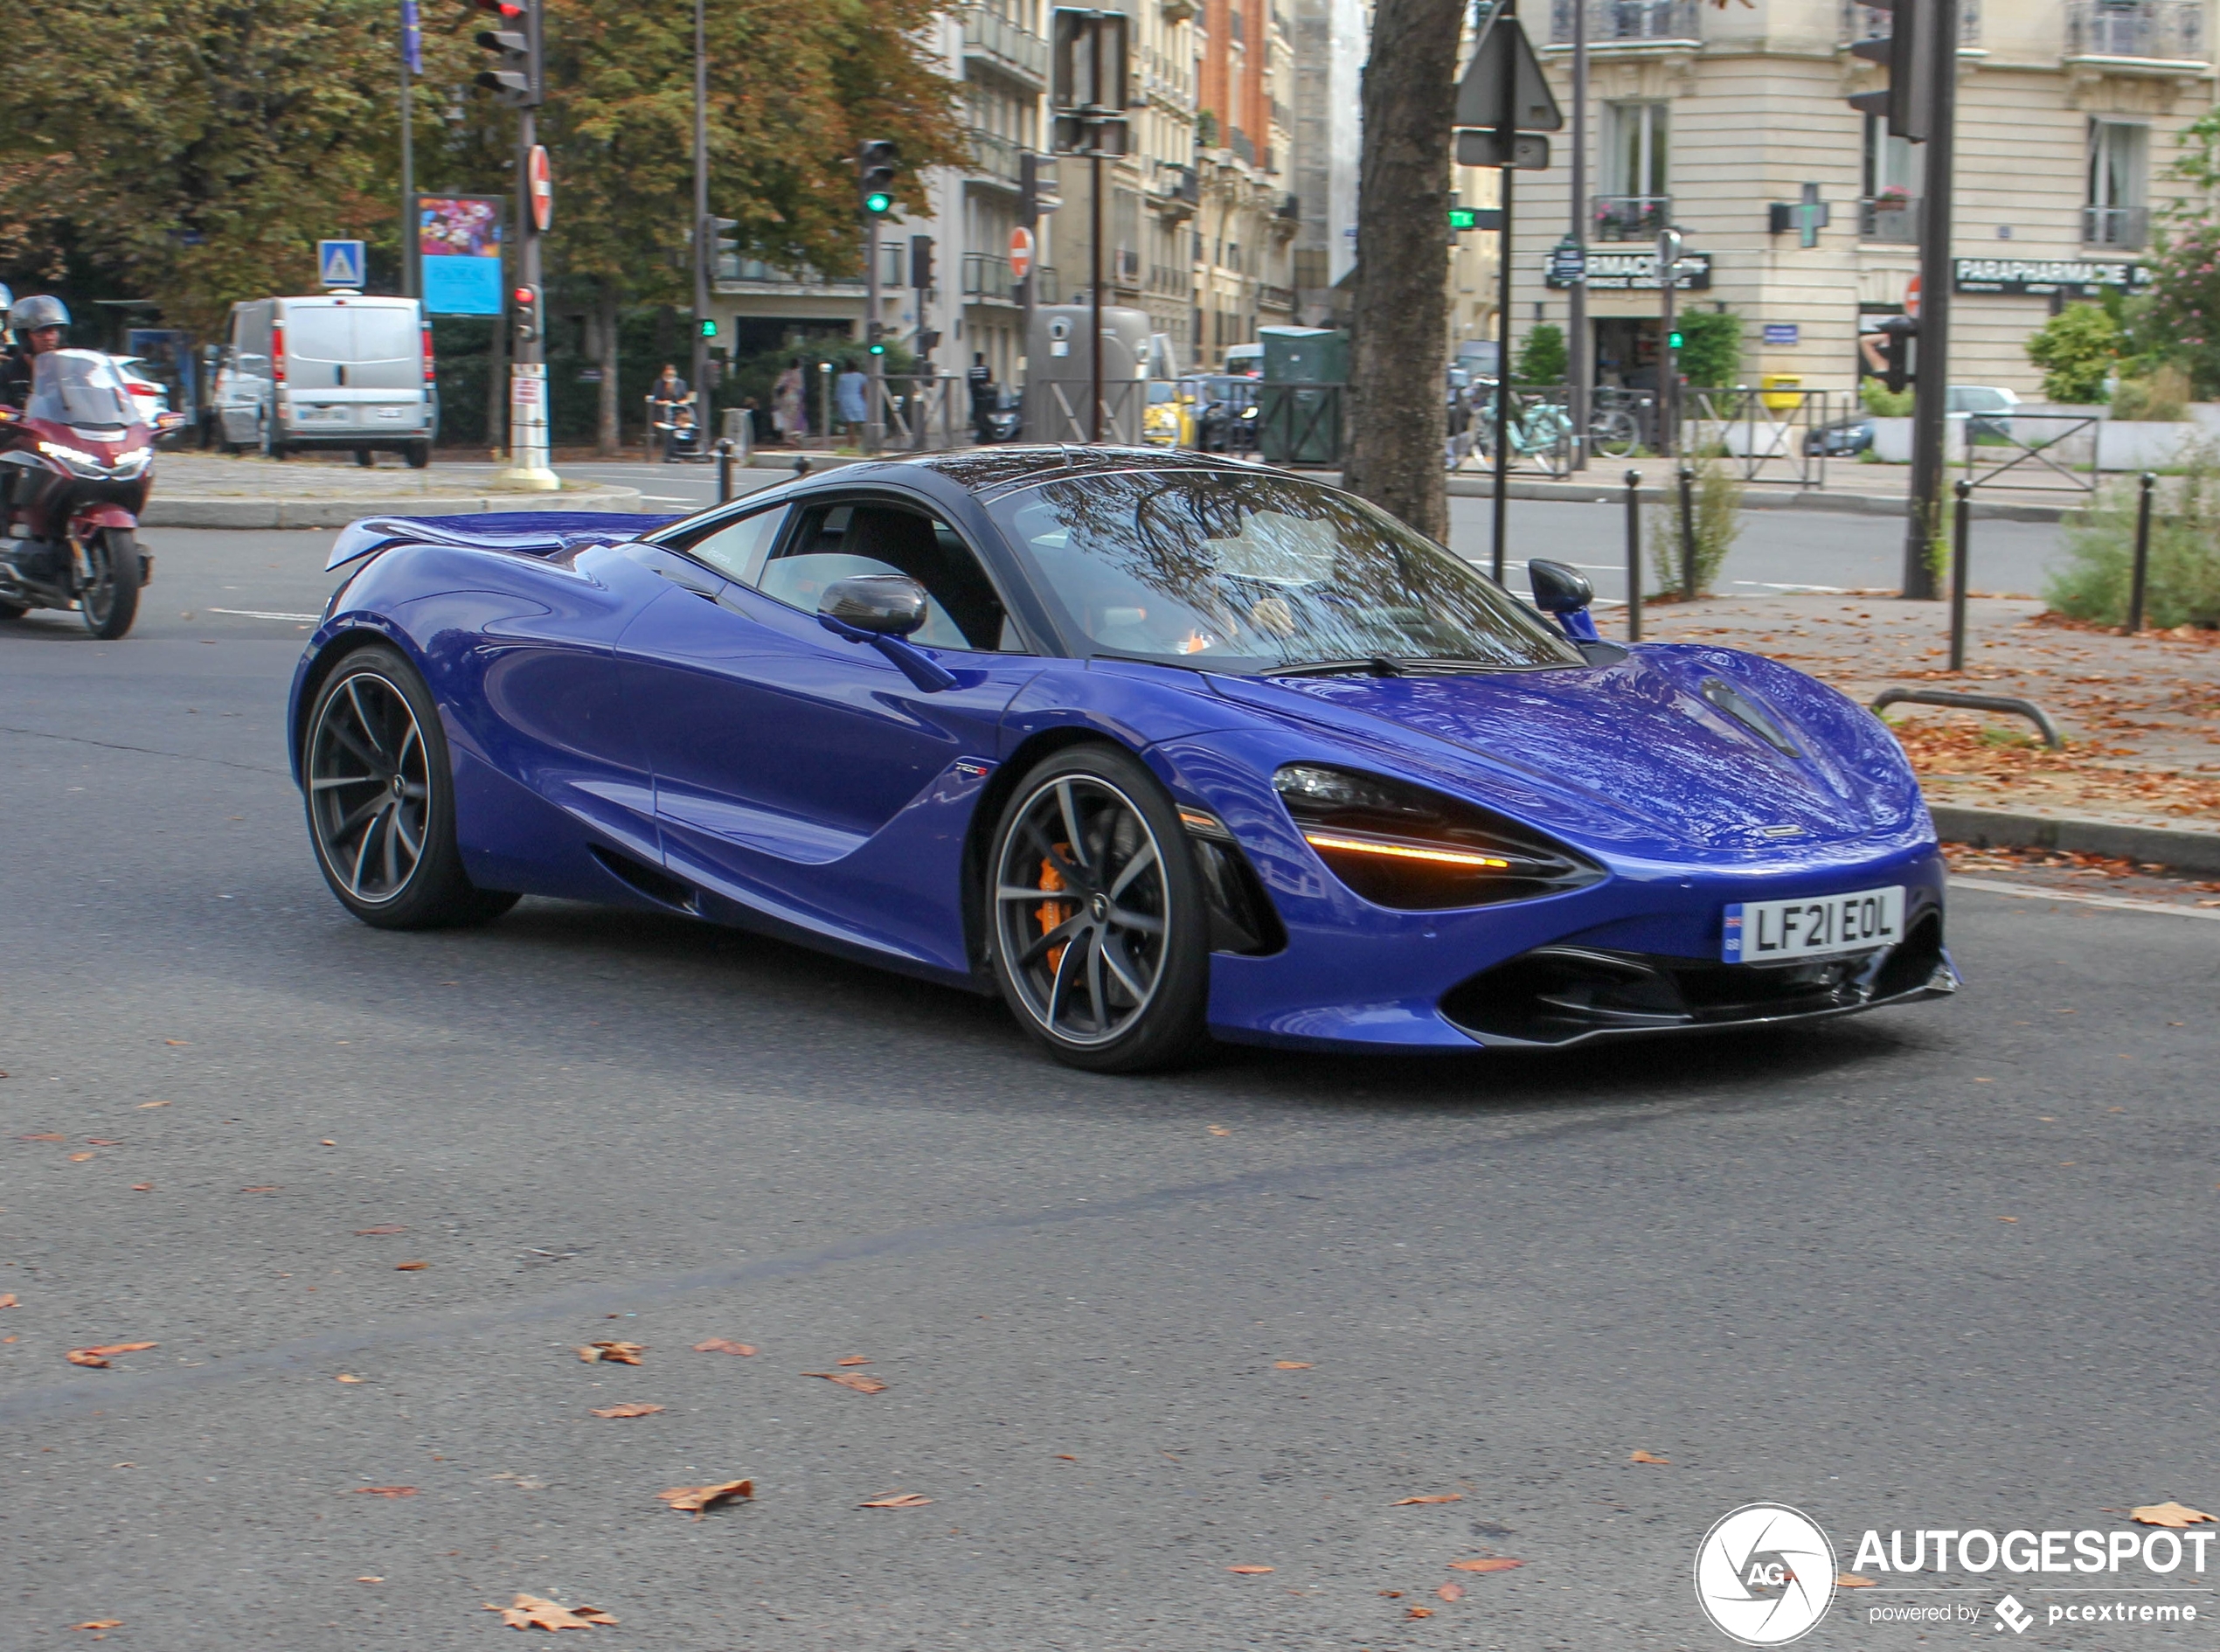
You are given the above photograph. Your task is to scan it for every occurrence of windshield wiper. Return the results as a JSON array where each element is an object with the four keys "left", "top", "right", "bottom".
[{"left": 1260, "top": 656, "right": 1405, "bottom": 678}]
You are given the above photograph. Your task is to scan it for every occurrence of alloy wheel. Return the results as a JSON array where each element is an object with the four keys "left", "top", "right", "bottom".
[
  {"left": 992, "top": 774, "right": 1173, "bottom": 1049},
  {"left": 306, "top": 670, "right": 430, "bottom": 905}
]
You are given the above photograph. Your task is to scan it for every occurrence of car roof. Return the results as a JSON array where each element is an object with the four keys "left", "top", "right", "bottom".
[{"left": 902, "top": 445, "right": 1272, "bottom": 499}]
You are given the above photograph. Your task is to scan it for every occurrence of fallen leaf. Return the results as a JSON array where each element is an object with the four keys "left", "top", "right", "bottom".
[
  {"left": 1998, "top": 1215, "right": 2018, "bottom": 1223},
  {"left": 239, "top": 1185, "right": 279, "bottom": 1193},
  {"left": 354, "top": 1225, "right": 406, "bottom": 1236},
  {"left": 1448, "top": 1558, "right": 1524, "bottom": 1573},
  {"left": 1436, "top": 1582, "right": 1466, "bottom": 1601},
  {"left": 806, "top": 1370, "right": 888, "bottom": 1393},
  {"left": 1392, "top": 1494, "right": 1462, "bottom": 1506},
  {"left": 692, "top": 1337, "right": 755, "bottom": 1356},
  {"left": 1379, "top": 1590, "right": 1403, "bottom": 1597},
  {"left": 589, "top": 1402, "right": 664, "bottom": 1419},
  {"left": 0, "top": 1294, "right": 15, "bottom": 1308},
  {"left": 355, "top": 1486, "right": 419, "bottom": 1497},
  {"left": 19, "top": 1133, "right": 66, "bottom": 1142},
  {"left": 1206, "top": 1125, "right": 1231, "bottom": 1135},
  {"left": 858, "top": 1491, "right": 933, "bottom": 1508},
  {"left": 70, "top": 1622, "right": 122, "bottom": 1631},
  {"left": 1405, "top": 1606, "right": 1434, "bottom": 1619},
  {"left": 1273, "top": 1361, "right": 1313, "bottom": 1370},
  {"left": 1227, "top": 1564, "right": 1275, "bottom": 1574},
  {"left": 66, "top": 1342, "right": 156, "bottom": 1368},
  {"left": 578, "top": 1341, "right": 644, "bottom": 1364},
  {"left": 357, "top": 1576, "right": 384, "bottom": 1583},
  {"left": 394, "top": 1260, "right": 428, "bottom": 1271},
  {"left": 136, "top": 1100, "right": 170, "bottom": 1108},
  {"left": 484, "top": 1593, "right": 619, "bottom": 1630},
  {"left": 84, "top": 1139, "right": 121, "bottom": 1146},
  {"left": 1055, "top": 1454, "right": 1078, "bottom": 1461},
  {"left": 130, "top": 1183, "right": 152, "bottom": 1191},
  {"left": 1629, "top": 1450, "right": 1670, "bottom": 1465},
  {"left": 320, "top": 1139, "right": 336, "bottom": 1146},
  {"left": 336, "top": 1373, "right": 364, "bottom": 1384},
  {"left": 836, "top": 1356, "right": 871, "bottom": 1366},
  {"left": 2132, "top": 1502, "right": 2217, "bottom": 1528},
  {"left": 163, "top": 1040, "right": 189, "bottom": 1046},
  {"left": 655, "top": 1478, "right": 753, "bottom": 1519},
  {"left": 68, "top": 1152, "right": 96, "bottom": 1162},
  {"left": 1837, "top": 1572, "right": 1877, "bottom": 1588}
]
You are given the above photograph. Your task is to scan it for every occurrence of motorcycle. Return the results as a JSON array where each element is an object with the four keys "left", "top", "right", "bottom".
[{"left": 0, "top": 350, "right": 174, "bottom": 638}]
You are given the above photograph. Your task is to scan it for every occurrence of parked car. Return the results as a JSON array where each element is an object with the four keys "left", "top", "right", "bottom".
[
  {"left": 1806, "top": 416, "right": 1875, "bottom": 457},
  {"left": 1189, "top": 375, "right": 1259, "bottom": 452},
  {"left": 108, "top": 356, "right": 171, "bottom": 427},
  {"left": 214, "top": 294, "right": 436, "bottom": 466},
  {"left": 1142, "top": 379, "right": 1194, "bottom": 448},
  {"left": 1946, "top": 385, "right": 2019, "bottom": 441}
]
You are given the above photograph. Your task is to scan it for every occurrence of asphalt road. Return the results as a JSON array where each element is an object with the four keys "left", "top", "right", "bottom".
[{"left": 2, "top": 529, "right": 2214, "bottom": 1650}]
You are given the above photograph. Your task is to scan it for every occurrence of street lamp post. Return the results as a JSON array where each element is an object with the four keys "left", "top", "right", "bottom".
[{"left": 691, "top": 0, "right": 711, "bottom": 431}]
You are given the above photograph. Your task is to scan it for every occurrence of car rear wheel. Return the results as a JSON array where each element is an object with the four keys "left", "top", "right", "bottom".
[
  {"left": 302, "top": 645, "right": 519, "bottom": 931},
  {"left": 986, "top": 746, "right": 1211, "bottom": 1072}
]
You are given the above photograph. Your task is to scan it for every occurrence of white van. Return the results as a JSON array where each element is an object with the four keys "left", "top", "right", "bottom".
[{"left": 215, "top": 295, "right": 436, "bottom": 466}]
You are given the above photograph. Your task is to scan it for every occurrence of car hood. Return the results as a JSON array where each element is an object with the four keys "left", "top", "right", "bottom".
[{"left": 1204, "top": 644, "right": 1926, "bottom": 862}]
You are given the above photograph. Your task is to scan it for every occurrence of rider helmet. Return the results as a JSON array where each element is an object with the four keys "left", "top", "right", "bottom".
[{"left": 10, "top": 295, "right": 70, "bottom": 337}]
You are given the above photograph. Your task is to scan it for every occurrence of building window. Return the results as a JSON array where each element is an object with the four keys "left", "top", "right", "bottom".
[
  {"left": 2086, "top": 120, "right": 2148, "bottom": 249},
  {"left": 1596, "top": 101, "right": 1668, "bottom": 241},
  {"left": 1860, "top": 114, "right": 1923, "bottom": 242}
]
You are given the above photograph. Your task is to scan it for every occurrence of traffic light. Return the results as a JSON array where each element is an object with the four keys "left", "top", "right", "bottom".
[
  {"left": 1018, "top": 152, "right": 1061, "bottom": 226},
  {"left": 909, "top": 235, "right": 935, "bottom": 291},
  {"left": 512, "top": 283, "right": 542, "bottom": 344},
  {"left": 1666, "top": 327, "right": 1684, "bottom": 351},
  {"left": 698, "top": 316, "right": 718, "bottom": 339},
  {"left": 1448, "top": 206, "right": 1479, "bottom": 232},
  {"left": 708, "top": 216, "right": 739, "bottom": 265},
  {"left": 857, "top": 141, "right": 898, "bottom": 217},
  {"left": 866, "top": 320, "right": 887, "bottom": 357},
  {"left": 1847, "top": 0, "right": 1932, "bottom": 142},
  {"left": 1875, "top": 314, "right": 1918, "bottom": 394},
  {"left": 474, "top": 0, "right": 542, "bottom": 108}
]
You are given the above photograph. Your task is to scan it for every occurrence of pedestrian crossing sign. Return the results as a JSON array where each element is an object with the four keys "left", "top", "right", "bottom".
[{"left": 318, "top": 239, "right": 366, "bottom": 288}]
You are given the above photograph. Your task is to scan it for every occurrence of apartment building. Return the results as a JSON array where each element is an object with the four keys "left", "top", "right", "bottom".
[
  {"left": 1290, "top": 0, "right": 1366, "bottom": 324},
  {"left": 1192, "top": 0, "right": 1300, "bottom": 361},
  {"left": 1498, "top": 0, "right": 2218, "bottom": 400}
]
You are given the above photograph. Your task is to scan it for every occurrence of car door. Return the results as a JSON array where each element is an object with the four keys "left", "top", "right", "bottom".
[{"left": 614, "top": 489, "right": 1044, "bottom": 967}]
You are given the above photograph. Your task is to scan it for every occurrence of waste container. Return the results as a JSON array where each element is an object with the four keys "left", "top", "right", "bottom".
[{"left": 1258, "top": 326, "right": 1347, "bottom": 466}]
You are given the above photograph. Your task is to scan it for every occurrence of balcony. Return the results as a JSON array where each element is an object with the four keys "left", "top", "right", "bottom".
[
  {"left": 2066, "top": 0, "right": 2205, "bottom": 63},
  {"left": 714, "top": 255, "right": 864, "bottom": 295},
  {"left": 962, "top": 251, "right": 1015, "bottom": 303},
  {"left": 1152, "top": 162, "right": 1201, "bottom": 208},
  {"left": 1842, "top": 1, "right": 1980, "bottom": 45},
  {"left": 1550, "top": 0, "right": 1701, "bottom": 45},
  {"left": 1114, "top": 247, "right": 1142, "bottom": 285},
  {"left": 1259, "top": 283, "right": 1297, "bottom": 312},
  {"left": 2084, "top": 203, "right": 2151, "bottom": 248},
  {"left": 1592, "top": 194, "right": 1670, "bottom": 241},
  {"left": 965, "top": 127, "right": 1022, "bottom": 190},
  {"left": 960, "top": 5, "right": 1049, "bottom": 88},
  {"left": 1859, "top": 194, "right": 1920, "bottom": 244}
]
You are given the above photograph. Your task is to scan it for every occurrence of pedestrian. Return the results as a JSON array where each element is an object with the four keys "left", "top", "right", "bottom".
[
  {"left": 649, "top": 362, "right": 692, "bottom": 462},
  {"left": 772, "top": 357, "right": 807, "bottom": 445},
  {"left": 835, "top": 358, "right": 868, "bottom": 443},
  {"left": 967, "top": 351, "right": 995, "bottom": 443}
]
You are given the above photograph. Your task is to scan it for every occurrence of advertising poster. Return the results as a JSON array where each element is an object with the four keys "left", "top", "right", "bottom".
[{"left": 417, "top": 196, "right": 504, "bottom": 316}]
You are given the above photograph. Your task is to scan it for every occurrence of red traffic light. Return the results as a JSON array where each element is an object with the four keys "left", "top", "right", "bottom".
[
  {"left": 513, "top": 287, "right": 536, "bottom": 306},
  {"left": 475, "top": 0, "right": 525, "bottom": 15}
]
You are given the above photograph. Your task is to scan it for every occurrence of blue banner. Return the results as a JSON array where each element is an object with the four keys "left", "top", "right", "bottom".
[{"left": 400, "top": 0, "right": 422, "bottom": 73}]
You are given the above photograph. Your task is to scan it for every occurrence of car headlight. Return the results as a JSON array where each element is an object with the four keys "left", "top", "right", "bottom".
[{"left": 1273, "top": 763, "right": 1602, "bottom": 910}]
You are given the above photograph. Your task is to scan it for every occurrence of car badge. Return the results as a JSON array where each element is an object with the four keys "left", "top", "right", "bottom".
[{"left": 1757, "top": 824, "right": 1806, "bottom": 839}]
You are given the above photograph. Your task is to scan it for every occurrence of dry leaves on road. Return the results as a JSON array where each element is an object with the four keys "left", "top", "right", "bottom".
[
  {"left": 0, "top": 1294, "right": 15, "bottom": 1308},
  {"left": 336, "top": 1373, "right": 364, "bottom": 1384},
  {"left": 68, "top": 1152, "right": 96, "bottom": 1162},
  {"left": 588, "top": 1403, "right": 663, "bottom": 1419},
  {"left": 1227, "top": 1565, "right": 1274, "bottom": 1574},
  {"left": 1206, "top": 1125, "right": 1232, "bottom": 1136},
  {"left": 576, "top": 1342, "right": 645, "bottom": 1364},
  {"left": 85, "top": 1138, "right": 121, "bottom": 1146},
  {"left": 1273, "top": 1361, "right": 1313, "bottom": 1370},
  {"left": 1837, "top": 1573, "right": 1877, "bottom": 1588},
  {"left": 66, "top": 1342, "right": 156, "bottom": 1368},
  {"left": 130, "top": 1183, "right": 152, "bottom": 1191},
  {"left": 1629, "top": 1450, "right": 1671, "bottom": 1465},
  {"left": 355, "top": 1225, "right": 406, "bottom": 1236},
  {"left": 69, "top": 1621, "right": 122, "bottom": 1631},
  {"left": 1435, "top": 1582, "right": 1465, "bottom": 1602},
  {"left": 805, "top": 1370, "right": 888, "bottom": 1393},
  {"left": 2132, "top": 1502, "right": 2216, "bottom": 1528},
  {"left": 394, "top": 1260, "right": 429, "bottom": 1271},
  {"left": 20, "top": 1133, "right": 66, "bottom": 1142},
  {"left": 136, "top": 1100, "right": 170, "bottom": 1108},
  {"left": 1447, "top": 1558, "right": 1523, "bottom": 1573},
  {"left": 483, "top": 1593, "right": 618, "bottom": 1631},
  {"left": 655, "top": 1479, "right": 753, "bottom": 1520},
  {"left": 836, "top": 1356, "right": 871, "bottom": 1366},
  {"left": 1405, "top": 1606, "right": 1434, "bottom": 1619},
  {"left": 692, "top": 1338, "right": 756, "bottom": 1357},
  {"left": 1392, "top": 1494, "right": 1462, "bottom": 1506},
  {"left": 354, "top": 1487, "right": 419, "bottom": 1498},
  {"left": 857, "top": 1491, "right": 933, "bottom": 1509}
]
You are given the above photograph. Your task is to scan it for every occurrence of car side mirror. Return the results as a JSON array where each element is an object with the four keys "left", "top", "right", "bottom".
[
  {"left": 818, "top": 573, "right": 927, "bottom": 637},
  {"left": 1527, "top": 558, "right": 1603, "bottom": 646}
]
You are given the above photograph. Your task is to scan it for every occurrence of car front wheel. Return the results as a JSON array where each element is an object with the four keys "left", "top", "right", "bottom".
[{"left": 986, "top": 746, "right": 1211, "bottom": 1072}]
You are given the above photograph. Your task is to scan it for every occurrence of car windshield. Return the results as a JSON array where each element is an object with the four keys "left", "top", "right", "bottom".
[
  {"left": 989, "top": 470, "right": 1585, "bottom": 671},
  {"left": 25, "top": 350, "right": 141, "bottom": 428}
]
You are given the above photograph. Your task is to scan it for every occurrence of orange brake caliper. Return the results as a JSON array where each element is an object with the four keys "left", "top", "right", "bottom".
[{"left": 1037, "top": 849, "right": 1074, "bottom": 972}]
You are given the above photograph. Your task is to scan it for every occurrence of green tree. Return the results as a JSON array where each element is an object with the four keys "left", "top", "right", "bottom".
[
  {"left": 1676, "top": 309, "right": 1742, "bottom": 389},
  {"left": 1514, "top": 322, "right": 1566, "bottom": 385},
  {"left": 2023, "top": 302, "right": 2121, "bottom": 403}
]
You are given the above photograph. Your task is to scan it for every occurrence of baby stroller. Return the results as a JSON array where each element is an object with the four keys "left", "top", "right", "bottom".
[{"left": 652, "top": 398, "right": 703, "bottom": 462}]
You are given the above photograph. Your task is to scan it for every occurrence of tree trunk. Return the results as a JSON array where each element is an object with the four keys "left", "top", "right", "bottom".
[
  {"left": 1343, "top": 0, "right": 1463, "bottom": 542},
  {"left": 596, "top": 281, "right": 621, "bottom": 457}
]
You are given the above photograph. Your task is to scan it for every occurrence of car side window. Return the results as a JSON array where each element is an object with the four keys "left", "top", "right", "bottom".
[
  {"left": 675, "top": 503, "right": 791, "bottom": 584},
  {"left": 750, "top": 498, "right": 1023, "bottom": 653}
]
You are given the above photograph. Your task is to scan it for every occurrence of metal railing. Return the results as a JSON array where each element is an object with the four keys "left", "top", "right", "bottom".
[
  {"left": 962, "top": 251, "right": 1015, "bottom": 302},
  {"left": 2066, "top": 0, "right": 2204, "bottom": 60},
  {"left": 959, "top": 4, "right": 1049, "bottom": 84},
  {"left": 873, "top": 373, "right": 964, "bottom": 453},
  {"left": 1960, "top": 412, "right": 2102, "bottom": 496},
  {"left": 1593, "top": 194, "right": 1671, "bottom": 241},
  {"left": 715, "top": 255, "right": 864, "bottom": 292},
  {"left": 965, "top": 127, "right": 1022, "bottom": 187},
  {"left": 1681, "top": 387, "right": 1836, "bottom": 489},
  {"left": 2084, "top": 204, "right": 2150, "bottom": 248},
  {"left": 1450, "top": 386, "right": 1577, "bottom": 477},
  {"left": 1551, "top": 0, "right": 1702, "bottom": 42},
  {"left": 1843, "top": 0, "right": 1981, "bottom": 44},
  {"left": 1859, "top": 195, "right": 1921, "bottom": 243},
  {"left": 1259, "top": 283, "right": 1298, "bottom": 312},
  {"left": 1256, "top": 382, "right": 1344, "bottom": 467},
  {"left": 1029, "top": 378, "right": 1147, "bottom": 445}
]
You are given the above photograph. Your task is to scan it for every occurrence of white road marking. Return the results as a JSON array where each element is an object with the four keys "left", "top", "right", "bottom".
[
  {"left": 207, "top": 607, "right": 323, "bottom": 622},
  {"left": 1952, "top": 875, "right": 2220, "bottom": 921},
  {"left": 638, "top": 495, "right": 703, "bottom": 503},
  {"left": 1732, "top": 580, "right": 1849, "bottom": 593}
]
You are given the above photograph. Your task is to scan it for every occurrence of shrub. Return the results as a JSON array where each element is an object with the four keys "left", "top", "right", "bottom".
[
  {"left": 2110, "top": 362, "right": 2190, "bottom": 422},
  {"left": 1859, "top": 378, "right": 1914, "bottom": 417},
  {"left": 2023, "top": 302, "right": 2120, "bottom": 403},
  {"left": 1648, "top": 454, "right": 1745, "bottom": 597},
  {"left": 2046, "top": 445, "right": 2220, "bottom": 628},
  {"left": 1515, "top": 322, "right": 1567, "bottom": 385},
  {"left": 1676, "top": 309, "right": 1743, "bottom": 389}
]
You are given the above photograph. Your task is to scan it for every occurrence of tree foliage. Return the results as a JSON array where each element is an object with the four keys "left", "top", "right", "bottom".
[
  {"left": 1514, "top": 322, "right": 1565, "bottom": 385},
  {"left": 1675, "top": 309, "right": 1742, "bottom": 390},
  {"left": 2023, "top": 302, "right": 2121, "bottom": 404}
]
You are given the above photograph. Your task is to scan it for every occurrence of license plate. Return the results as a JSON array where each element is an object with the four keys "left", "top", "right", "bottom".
[{"left": 1723, "top": 885, "right": 1904, "bottom": 963}]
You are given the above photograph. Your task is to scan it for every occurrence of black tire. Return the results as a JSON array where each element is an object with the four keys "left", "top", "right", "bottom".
[
  {"left": 301, "top": 645, "right": 519, "bottom": 930},
  {"left": 0, "top": 600, "right": 27, "bottom": 621},
  {"left": 354, "top": 448, "right": 374, "bottom": 468},
  {"left": 405, "top": 441, "right": 430, "bottom": 470},
  {"left": 79, "top": 528, "right": 141, "bottom": 640},
  {"left": 984, "top": 745, "right": 1211, "bottom": 1072}
]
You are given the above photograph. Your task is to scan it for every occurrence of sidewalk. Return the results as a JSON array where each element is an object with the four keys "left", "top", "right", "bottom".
[
  {"left": 1641, "top": 591, "right": 2220, "bottom": 863},
  {"left": 144, "top": 452, "right": 642, "bottom": 529}
]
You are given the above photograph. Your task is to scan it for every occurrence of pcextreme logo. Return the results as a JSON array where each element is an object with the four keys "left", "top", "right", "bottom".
[{"left": 1693, "top": 1503, "right": 1838, "bottom": 1646}]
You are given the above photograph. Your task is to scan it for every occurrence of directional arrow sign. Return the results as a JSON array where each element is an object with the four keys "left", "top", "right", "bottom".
[{"left": 1453, "top": 13, "right": 1562, "bottom": 133}]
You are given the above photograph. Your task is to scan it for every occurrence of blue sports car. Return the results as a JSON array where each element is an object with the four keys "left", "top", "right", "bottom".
[{"left": 289, "top": 448, "right": 1955, "bottom": 1071}]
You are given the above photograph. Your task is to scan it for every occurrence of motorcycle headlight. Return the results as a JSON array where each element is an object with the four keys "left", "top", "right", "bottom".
[
  {"left": 1273, "top": 763, "right": 1602, "bottom": 910},
  {"left": 112, "top": 448, "right": 151, "bottom": 477},
  {"left": 38, "top": 440, "right": 110, "bottom": 478}
]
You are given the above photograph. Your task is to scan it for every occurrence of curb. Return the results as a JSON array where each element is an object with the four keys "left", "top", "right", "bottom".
[
  {"left": 1442, "top": 474, "right": 2073, "bottom": 523},
  {"left": 1932, "top": 803, "right": 2220, "bottom": 876},
  {"left": 144, "top": 485, "right": 646, "bottom": 531}
]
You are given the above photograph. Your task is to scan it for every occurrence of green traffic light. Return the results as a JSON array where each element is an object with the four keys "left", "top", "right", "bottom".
[
  {"left": 1668, "top": 330, "right": 1684, "bottom": 349},
  {"left": 1447, "top": 207, "right": 1478, "bottom": 231},
  {"left": 864, "top": 191, "right": 893, "bottom": 215},
  {"left": 868, "top": 343, "right": 886, "bottom": 356},
  {"left": 698, "top": 318, "right": 718, "bottom": 338}
]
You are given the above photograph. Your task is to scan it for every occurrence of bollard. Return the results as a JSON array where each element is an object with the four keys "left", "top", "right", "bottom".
[
  {"left": 715, "top": 438, "right": 734, "bottom": 504},
  {"left": 792, "top": 454, "right": 812, "bottom": 476},
  {"left": 1677, "top": 464, "right": 1696, "bottom": 602},
  {"left": 2129, "top": 470, "right": 2155, "bottom": 635},
  {"left": 1949, "top": 477, "right": 1971, "bottom": 673},
  {"left": 1623, "top": 469, "right": 1643, "bottom": 642}
]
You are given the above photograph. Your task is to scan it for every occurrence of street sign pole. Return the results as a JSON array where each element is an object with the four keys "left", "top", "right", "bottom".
[
  {"left": 1657, "top": 225, "right": 1680, "bottom": 459},
  {"left": 1566, "top": 0, "right": 1588, "bottom": 470},
  {"left": 1904, "top": 0, "right": 1959, "bottom": 600},
  {"left": 691, "top": 0, "right": 711, "bottom": 438},
  {"left": 504, "top": 122, "right": 556, "bottom": 489},
  {"left": 1490, "top": 0, "right": 1517, "bottom": 583}
]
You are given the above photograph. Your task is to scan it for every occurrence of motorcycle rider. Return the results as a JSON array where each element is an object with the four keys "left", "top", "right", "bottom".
[{"left": 1, "top": 295, "right": 74, "bottom": 582}]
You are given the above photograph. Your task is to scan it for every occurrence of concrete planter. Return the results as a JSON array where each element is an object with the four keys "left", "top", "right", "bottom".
[{"left": 1869, "top": 415, "right": 1967, "bottom": 463}]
